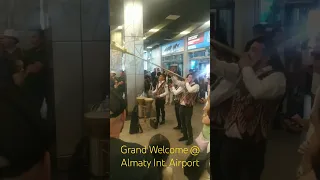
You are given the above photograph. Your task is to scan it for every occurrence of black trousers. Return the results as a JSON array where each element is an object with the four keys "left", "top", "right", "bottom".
[
  {"left": 155, "top": 98, "right": 165, "bottom": 123},
  {"left": 179, "top": 105, "right": 193, "bottom": 139},
  {"left": 220, "top": 137, "right": 266, "bottom": 180},
  {"left": 211, "top": 129, "right": 225, "bottom": 180},
  {"left": 174, "top": 102, "right": 181, "bottom": 127}
]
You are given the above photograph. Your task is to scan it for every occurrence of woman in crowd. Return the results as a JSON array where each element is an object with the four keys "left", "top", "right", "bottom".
[{"left": 149, "top": 134, "right": 173, "bottom": 180}]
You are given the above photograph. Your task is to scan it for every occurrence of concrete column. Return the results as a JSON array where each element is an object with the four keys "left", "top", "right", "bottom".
[
  {"left": 234, "top": 0, "right": 260, "bottom": 53},
  {"left": 110, "top": 31, "right": 123, "bottom": 71},
  {"left": 48, "top": 0, "right": 109, "bottom": 169},
  {"left": 123, "top": 0, "right": 144, "bottom": 112}
]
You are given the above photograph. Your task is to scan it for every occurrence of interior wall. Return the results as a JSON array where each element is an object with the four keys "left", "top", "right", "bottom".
[
  {"left": 47, "top": 0, "right": 110, "bottom": 166},
  {"left": 150, "top": 46, "right": 161, "bottom": 71}
]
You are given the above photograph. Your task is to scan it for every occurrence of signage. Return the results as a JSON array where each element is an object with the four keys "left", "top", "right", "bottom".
[
  {"left": 187, "top": 31, "right": 210, "bottom": 50},
  {"left": 161, "top": 39, "right": 185, "bottom": 56}
]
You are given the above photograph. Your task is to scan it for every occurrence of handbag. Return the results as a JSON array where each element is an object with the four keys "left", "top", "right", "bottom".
[{"left": 195, "top": 132, "right": 209, "bottom": 152}]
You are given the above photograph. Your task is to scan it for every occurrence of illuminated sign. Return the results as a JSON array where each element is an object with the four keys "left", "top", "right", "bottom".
[
  {"left": 187, "top": 31, "right": 210, "bottom": 50},
  {"left": 161, "top": 39, "right": 185, "bottom": 56}
]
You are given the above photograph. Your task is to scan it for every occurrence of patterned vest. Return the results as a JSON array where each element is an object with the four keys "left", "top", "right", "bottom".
[
  {"left": 211, "top": 97, "right": 233, "bottom": 129},
  {"left": 181, "top": 83, "right": 198, "bottom": 107},
  {"left": 225, "top": 70, "right": 283, "bottom": 141},
  {"left": 156, "top": 81, "right": 166, "bottom": 100},
  {"left": 173, "top": 85, "right": 183, "bottom": 103}
]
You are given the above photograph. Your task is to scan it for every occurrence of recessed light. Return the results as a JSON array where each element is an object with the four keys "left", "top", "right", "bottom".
[
  {"left": 117, "top": 26, "right": 123, "bottom": 30},
  {"left": 166, "top": 15, "right": 180, "bottom": 20},
  {"left": 164, "top": 39, "right": 172, "bottom": 41},
  {"left": 143, "top": 37, "right": 147, "bottom": 40},
  {"left": 148, "top": 29, "right": 159, "bottom": 33},
  {"left": 147, "top": 46, "right": 152, "bottom": 49},
  {"left": 180, "top": 31, "right": 189, "bottom": 35}
]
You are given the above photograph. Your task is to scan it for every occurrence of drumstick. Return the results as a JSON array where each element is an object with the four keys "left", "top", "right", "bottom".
[{"left": 110, "top": 41, "right": 185, "bottom": 79}]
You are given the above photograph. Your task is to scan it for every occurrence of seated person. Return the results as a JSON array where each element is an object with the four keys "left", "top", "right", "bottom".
[
  {"left": 109, "top": 89, "right": 160, "bottom": 180},
  {"left": 0, "top": 88, "right": 51, "bottom": 180},
  {"left": 148, "top": 134, "right": 173, "bottom": 180}
]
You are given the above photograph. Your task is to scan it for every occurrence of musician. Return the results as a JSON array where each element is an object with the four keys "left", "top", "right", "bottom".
[
  {"left": 171, "top": 84, "right": 184, "bottom": 130},
  {"left": 152, "top": 74, "right": 168, "bottom": 125},
  {"left": 212, "top": 37, "right": 286, "bottom": 180},
  {"left": 172, "top": 74, "right": 200, "bottom": 145}
]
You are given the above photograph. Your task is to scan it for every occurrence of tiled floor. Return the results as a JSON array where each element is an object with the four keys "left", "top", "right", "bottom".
[
  {"left": 54, "top": 103, "right": 303, "bottom": 180},
  {"left": 121, "top": 104, "right": 302, "bottom": 180}
]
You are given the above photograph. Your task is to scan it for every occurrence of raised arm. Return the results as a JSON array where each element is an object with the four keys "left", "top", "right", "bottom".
[
  {"left": 212, "top": 57, "right": 240, "bottom": 82},
  {"left": 171, "top": 87, "right": 183, "bottom": 95},
  {"left": 186, "top": 83, "right": 199, "bottom": 93},
  {"left": 172, "top": 76, "right": 186, "bottom": 87},
  {"left": 242, "top": 67, "right": 286, "bottom": 99}
]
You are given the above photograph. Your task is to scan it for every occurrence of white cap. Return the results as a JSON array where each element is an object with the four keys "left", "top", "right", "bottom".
[{"left": 111, "top": 70, "right": 116, "bottom": 74}]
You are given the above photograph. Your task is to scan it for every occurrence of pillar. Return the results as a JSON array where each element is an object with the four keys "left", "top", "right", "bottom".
[
  {"left": 234, "top": 0, "right": 260, "bottom": 53},
  {"left": 110, "top": 31, "right": 123, "bottom": 72},
  {"left": 48, "top": 0, "right": 109, "bottom": 169},
  {"left": 123, "top": 0, "right": 144, "bottom": 112}
]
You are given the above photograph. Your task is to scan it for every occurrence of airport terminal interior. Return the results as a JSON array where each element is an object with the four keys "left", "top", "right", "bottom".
[{"left": 1, "top": 0, "right": 320, "bottom": 179}]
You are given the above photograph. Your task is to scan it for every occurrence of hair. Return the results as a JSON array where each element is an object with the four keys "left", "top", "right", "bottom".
[
  {"left": 253, "top": 24, "right": 266, "bottom": 35},
  {"left": 252, "top": 36, "right": 285, "bottom": 72},
  {"left": 148, "top": 134, "right": 170, "bottom": 180},
  {"left": 186, "top": 73, "right": 192, "bottom": 78},
  {"left": 159, "top": 73, "right": 166, "bottom": 80},
  {"left": 156, "top": 72, "right": 161, "bottom": 77}
]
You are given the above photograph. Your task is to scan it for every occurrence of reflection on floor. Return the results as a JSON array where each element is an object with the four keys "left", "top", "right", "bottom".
[
  {"left": 121, "top": 104, "right": 205, "bottom": 180},
  {"left": 53, "top": 104, "right": 302, "bottom": 180}
]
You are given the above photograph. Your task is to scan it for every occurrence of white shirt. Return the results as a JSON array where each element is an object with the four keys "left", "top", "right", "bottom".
[
  {"left": 152, "top": 81, "right": 169, "bottom": 97},
  {"left": 213, "top": 60, "right": 286, "bottom": 139},
  {"left": 211, "top": 78, "right": 235, "bottom": 107},
  {"left": 172, "top": 76, "right": 200, "bottom": 105},
  {"left": 171, "top": 86, "right": 184, "bottom": 96}
]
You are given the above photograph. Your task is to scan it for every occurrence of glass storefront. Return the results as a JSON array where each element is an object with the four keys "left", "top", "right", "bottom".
[
  {"left": 187, "top": 30, "right": 210, "bottom": 78},
  {"left": 161, "top": 39, "right": 185, "bottom": 76},
  {"left": 162, "top": 54, "right": 183, "bottom": 76}
]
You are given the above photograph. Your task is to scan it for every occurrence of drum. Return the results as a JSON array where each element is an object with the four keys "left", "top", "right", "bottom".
[{"left": 136, "top": 97, "right": 145, "bottom": 105}]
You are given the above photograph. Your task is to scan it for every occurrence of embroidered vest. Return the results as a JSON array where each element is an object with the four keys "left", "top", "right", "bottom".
[
  {"left": 225, "top": 70, "right": 283, "bottom": 142},
  {"left": 211, "top": 97, "right": 233, "bottom": 129},
  {"left": 173, "top": 85, "right": 183, "bottom": 103},
  {"left": 181, "top": 84, "right": 198, "bottom": 107},
  {"left": 156, "top": 82, "right": 166, "bottom": 99}
]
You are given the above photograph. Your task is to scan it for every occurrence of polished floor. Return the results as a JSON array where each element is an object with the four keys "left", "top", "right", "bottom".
[{"left": 54, "top": 103, "right": 302, "bottom": 180}]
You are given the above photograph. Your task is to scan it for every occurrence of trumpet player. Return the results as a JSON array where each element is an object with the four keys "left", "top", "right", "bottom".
[
  {"left": 212, "top": 37, "right": 286, "bottom": 180},
  {"left": 152, "top": 73, "right": 168, "bottom": 125},
  {"left": 172, "top": 73, "right": 200, "bottom": 145}
]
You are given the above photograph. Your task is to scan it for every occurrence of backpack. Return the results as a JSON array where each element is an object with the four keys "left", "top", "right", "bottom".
[
  {"left": 68, "top": 136, "right": 91, "bottom": 180},
  {"left": 129, "top": 105, "right": 143, "bottom": 134},
  {"left": 184, "top": 151, "right": 210, "bottom": 180}
]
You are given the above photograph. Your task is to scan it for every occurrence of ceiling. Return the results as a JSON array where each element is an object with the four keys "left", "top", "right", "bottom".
[{"left": 110, "top": 0, "right": 210, "bottom": 48}]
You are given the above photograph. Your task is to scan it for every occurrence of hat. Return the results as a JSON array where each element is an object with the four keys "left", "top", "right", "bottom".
[
  {"left": 109, "top": 89, "right": 126, "bottom": 118},
  {"left": 0, "top": 90, "right": 51, "bottom": 178},
  {"left": 111, "top": 70, "right": 116, "bottom": 74},
  {"left": 3, "top": 29, "right": 19, "bottom": 43}
]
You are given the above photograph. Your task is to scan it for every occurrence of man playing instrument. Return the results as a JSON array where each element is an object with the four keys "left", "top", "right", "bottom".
[
  {"left": 152, "top": 74, "right": 168, "bottom": 125},
  {"left": 172, "top": 73, "right": 200, "bottom": 145},
  {"left": 171, "top": 82, "right": 184, "bottom": 131},
  {"left": 212, "top": 36, "right": 286, "bottom": 180}
]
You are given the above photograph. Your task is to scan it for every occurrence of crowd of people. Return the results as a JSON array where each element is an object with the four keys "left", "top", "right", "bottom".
[
  {"left": 0, "top": 29, "right": 52, "bottom": 180},
  {"left": 212, "top": 24, "right": 320, "bottom": 180}
]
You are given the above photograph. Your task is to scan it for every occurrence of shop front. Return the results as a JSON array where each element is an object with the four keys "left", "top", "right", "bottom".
[
  {"left": 161, "top": 39, "right": 185, "bottom": 76},
  {"left": 187, "top": 30, "right": 210, "bottom": 78}
]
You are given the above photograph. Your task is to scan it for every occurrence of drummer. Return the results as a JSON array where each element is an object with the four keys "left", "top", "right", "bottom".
[{"left": 152, "top": 74, "right": 168, "bottom": 125}]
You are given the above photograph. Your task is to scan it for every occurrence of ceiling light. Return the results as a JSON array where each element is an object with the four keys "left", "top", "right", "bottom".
[
  {"left": 164, "top": 39, "right": 172, "bottom": 41},
  {"left": 117, "top": 26, "right": 123, "bottom": 30},
  {"left": 180, "top": 31, "right": 190, "bottom": 35},
  {"left": 166, "top": 15, "right": 180, "bottom": 20},
  {"left": 143, "top": 37, "right": 146, "bottom": 40},
  {"left": 147, "top": 46, "right": 152, "bottom": 49},
  {"left": 205, "top": 20, "right": 210, "bottom": 25},
  {"left": 148, "top": 29, "right": 159, "bottom": 33}
]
